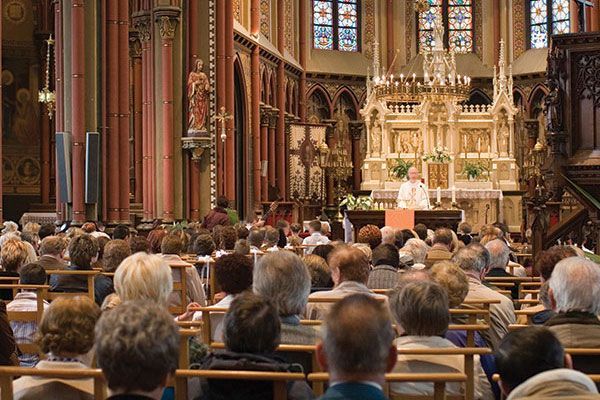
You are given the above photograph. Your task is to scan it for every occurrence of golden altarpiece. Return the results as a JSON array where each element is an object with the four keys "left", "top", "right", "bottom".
[{"left": 360, "top": 28, "right": 522, "bottom": 231}]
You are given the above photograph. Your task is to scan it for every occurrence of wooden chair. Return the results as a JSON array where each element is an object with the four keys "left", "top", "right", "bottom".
[
  {"left": 0, "top": 366, "right": 106, "bottom": 400},
  {"left": 447, "top": 323, "right": 491, "bottom": 347},
  {"left": 3, "top": 284, "right": 49, "bottom": 356},
  {"left": 175, "top": 327, "right": 202, "bottom": 400},
  {"left": 46, "top": 270, "right": 98, "bottom": 302},
  {"left": 308, "top": 372, "right": 467, "bottom": 400},
  {"left": 174, "top": 369, "right": 307, "bottom": 400},
  {"left": 514, "top": 309, "right": 540, "bottom": 324},
  {"left": 169, "top": 262, "right": 192, "bottom": 315},
  {"left": 395, "top": 347, "right": 492, "bottom": 400},
  {"left": 507, "top": 324, "right": 528, "bottom": 331},
  {"left": 187, "top": 306, "right": 228, "bottom": 344},
  {"left": 372, "top": 289, "right": 394, "bottom": 296},
  {"left": 450, "top": 308, "right": 491, "bottom": 325}
]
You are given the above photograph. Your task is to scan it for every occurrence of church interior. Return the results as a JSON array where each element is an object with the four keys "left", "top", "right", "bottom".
[{"left": 0, "top": 0, "right": 596, "bottom": 398}]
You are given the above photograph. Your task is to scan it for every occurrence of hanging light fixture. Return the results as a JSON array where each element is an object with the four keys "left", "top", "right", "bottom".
[{"left": 38, "top": 35, "right": 56, "bottom": 120}]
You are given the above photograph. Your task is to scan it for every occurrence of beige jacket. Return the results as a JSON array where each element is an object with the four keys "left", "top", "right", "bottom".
[
  {"left": 506, "top": 368, "right": 599, "bottom": 399},
  {"left": 12, "top": 360, "right": 94, "bottom": 400},
  {"left": 161, "top": 254, "right": 207, "bottom": 307},
  {"left": 305, "top": 281, "right": 388, "bottom": 320}
]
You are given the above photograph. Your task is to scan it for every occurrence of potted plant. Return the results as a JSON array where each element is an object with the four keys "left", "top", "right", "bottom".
[
  {"left": 389, "top": 158, "right": 413, "bottom": 181},
  {"left": 463, "top": 161, "right": 488, "bottom": 181},
  {"left": 340, "top": 194, "right": 373, "bottom": 211},
  {"left": 422, "top": 146, "right": 453, "bottom": 164}
]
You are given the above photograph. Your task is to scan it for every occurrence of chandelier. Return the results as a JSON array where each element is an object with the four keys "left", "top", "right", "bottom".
[
  {"left": 371, "top": 16, "right": 470, "bottom": 104},
  {"left": 38, "top": 35, "right": 56, "bottom": 120}
]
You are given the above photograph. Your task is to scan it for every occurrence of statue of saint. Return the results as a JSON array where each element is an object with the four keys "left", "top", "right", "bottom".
[
  {"left": 371, "top": 120, "right": 382, "bottom": 156},
  {"left": 498, "top": 117, "right": 510, "bottom": 156},
  {"left": 187, "top": 59, "right": 210, "bottom": 134},
  {"left": 544, "top": 83, "right": 561, "bottom": 133}
]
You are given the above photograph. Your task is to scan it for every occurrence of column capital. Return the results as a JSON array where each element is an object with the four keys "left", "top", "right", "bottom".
[
  {"left": 154, "top": 6, "right": 181, "bottom": 41},
  {"left": 132, "top": 11, "right": 151, "bottom": 42},
  {"left": 269, "top": 108, "right": 280, "bottom": 128},
  {"left": 349, "top": 120, "right": 364, "bottom": 140},
  {"left": 260, "top": 104, "right": 273, "bottom": 126},
  {"left": 524, "top": 119, "right": 539, "bottom": 141},
  {"left": 129, "top": 30, "right": 142, "bottom": 58}
]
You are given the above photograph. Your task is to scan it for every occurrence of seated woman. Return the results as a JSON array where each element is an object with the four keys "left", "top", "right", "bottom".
[
  {"left": 390, "top": 281, "right": 492, "bottom": 400},
  {"left": 12, "top": 296, "right": 100, "bottom": 400},
  {"left": 197, "top": 291, "right": 313, "bottom": 400}
]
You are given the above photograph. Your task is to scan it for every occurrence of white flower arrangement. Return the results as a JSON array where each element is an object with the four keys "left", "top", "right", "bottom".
[{"left": 422, "top": 146, "right": 453, "bottom": 163}]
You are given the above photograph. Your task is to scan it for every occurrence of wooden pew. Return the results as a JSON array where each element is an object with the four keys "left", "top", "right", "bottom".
[
  {"left": 187, "top": 306, "right": 228, "bottom": 344},
  {"left": 168, "top": 262, "right": 192, "bottom": 315},
  {"left": 175, "top": 328, "right": 202, "bottom": 400},
  {"left": 45, "top": 270, "right": 98, "bottom": 302},
  {"left": 308, "top": 372, "right": 467, "bottom": 400},
  {"left": 0, "top": 366, "right": 106, "bottom": 400},
  {"left": 174, "top": 369, "right": 307, "bottom": 400}
]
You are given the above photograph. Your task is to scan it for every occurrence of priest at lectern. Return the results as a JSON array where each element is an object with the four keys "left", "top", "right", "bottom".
[{"left": 397, "top": 167, "right": 431, "bottom": 210}]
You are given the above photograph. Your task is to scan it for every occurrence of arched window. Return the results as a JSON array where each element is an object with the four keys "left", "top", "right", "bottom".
[
  {"left": 529, "top": 0, "right": 570, "bottom": 49},
  {"left": 313, "top": 0, "right": 360, "bottom": 52},
  {"left": 418, "top": 0, "right": 474, "bottom": 53}
]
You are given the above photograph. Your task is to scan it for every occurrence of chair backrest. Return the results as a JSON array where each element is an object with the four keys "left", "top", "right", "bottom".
[
  {"left": 308, "top": 372, "right": 467, "bottom": 400},
  {"left": 3, "top": 284, "right": 49, "bottom": 356},
  {"left": 0, "top": 366, "right": 106, "bottom": 400},
  {"left": 169, "top": 263, "right": 192, "bottom": 315},
  {"left": 395, "top": 347, "right": 491, "bottom": 400},
  {"left": 188, "top": 306, "right": 228, "bottom": 344},
  {"left": 174, "top": 369, "right": 306, "bottom": 400},
  {"left": 447, "top": 323, "right": 491, "bottom": 347},
  {"left": 46, "top": 270, "right": 98, "bottom": 302}
]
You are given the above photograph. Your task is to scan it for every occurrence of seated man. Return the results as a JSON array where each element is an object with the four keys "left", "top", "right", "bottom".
[
  {"left": 390, "top": 281, "right": 492, "bottom": 399},
  {"left": 306, "top": 246, "right": 388, "bottom": 320},
  {"left": 302, "top": 220, "right": 330, "bottom": 254},
  {"left": 317, "top": 294, "right": 397, "bottom": 400},
  {"left": 496, "top": 326, "right": 598, "bottom": 399},
  {"left": 198, "top": 291, "right": 313, "bottom": 400},
  {"left": 425, "top": 228, "right": 454, "bottom": 267},
  {"left": 201, "top": 196, "right": 232, "bottom": 230},
  {"left": 453, "top": 244, "right": 516, "bottom": 350},
  {"left": 50, "top": 234, "right": 101, "bottom": 294},
  {"left": 367, "top": 243, "right": 402, "bottom": 290},
  {"left": 37, "top": 236, "right": 68, "bottom": 271},
  {"left": 95, "top": 300, "right": 179, "bottom": 400},
  {"left": 7, "top": 263, "right": 49, "bottom": 367},
  {"left": 485, "top": 239, "right": 519, "bottom": 299},
  {"left": 160, "top": 234, "right": 207, "bottom": 307},
  {"left": 546, "top": 256, "right": 600, "bottom": 348}
]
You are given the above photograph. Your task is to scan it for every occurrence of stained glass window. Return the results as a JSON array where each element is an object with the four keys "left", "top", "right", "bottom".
[
  {"left": 529, "top": 0, "right": 570, "bottom": 49},
  {"left": 418, "top": 0, "right": 473, "bottom": 53},
  {"left": 313, "top": 0, "right": 360, "bottom": 52}
]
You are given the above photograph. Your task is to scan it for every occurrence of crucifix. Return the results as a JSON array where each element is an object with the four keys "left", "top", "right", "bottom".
[{"left": 214, "top": 106, "right": 233, "bottom": 143}]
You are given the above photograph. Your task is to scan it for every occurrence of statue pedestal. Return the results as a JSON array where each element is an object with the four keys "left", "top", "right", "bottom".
[{"left": 361, "top": 158, "right": 388, "bottom": 190}]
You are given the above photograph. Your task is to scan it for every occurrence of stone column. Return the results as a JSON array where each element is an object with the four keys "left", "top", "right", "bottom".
[
  {"left": 251, "top": 44, "right": 262, "bottom": 209},
  {"left": 260, "top": 105, "right": 271, "bottom": 201},
  {"left": 276, "top": 0, "right": 286, "bottom": 199},
  {"left": 298, "top": 0, "right": 307, "bottom": 121},
  {"left": 132, "top": 12, "right": 152, "bottom": 221},
  {"left": 187, "top": 0, "right": 201, "bottom": 222},
  {"left": 54, "top": 0, "right": 64, "bottom": 223},
  {"left": 268, "top": 109, "right": 279, "bottom": 191},
  {"left": 225, "top": 0, "right": 235, "bottom": 201},
  {"left": 71, "top": 0, "right": 86, "bottom": 224},
  {"left": 349, "top": 121, "right": 364, "bottom": 190},
  {"left": 130, "top": 31, "right": 143, "bottom": 205},
  {"left": 216, "top": 0, "right": 226, "bottom": 197},
  {"left": 155, "top": 7, "right": 180, "bottom": 222},
  {"left": 118, "top": 0, "right": 130, "bottom": 223}
]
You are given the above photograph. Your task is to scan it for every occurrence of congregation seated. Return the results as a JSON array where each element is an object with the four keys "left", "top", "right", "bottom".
[
  {"left": 389, "top": 281, "right": 493, "bottom": 399},
  {"left": 381, "top": 226, "right": 404, "bottom": 250},
  {"left": 248, "top": 228, "right": 265, "bottom": 252},
  {"left": 0, "top": 239, "right": 29, "bottom": 300},
  {"left": 453, "top": 243, "right": 516, "bottom": 350},
  {"left": 253, "top": 252, "right": 319, "bottom": 345},
  {"left": 545, "top": 256, "right": 600, "bottom": 349},
  {"left": 160, "top": 234, "right": 207, "bottom": 307},
  {"left": 496, "top": 326, "right": 599, "bottom": 399},
  {"left": 7, "top": 262, "right": 49, "bottom": 367},
  {"left": 303, "top": 254, "right": 333, "bottom": 292},
  {"left": 194, "top": 234, "right": 217, "bottom": 257},
  {"left": 217, "top": 226, "right": 238, "bottom": 251},
  {"left": 94, "top": 239, "right": 131, "bottom": 306},
  {"left": 233, "top": 239, "right": 250, "bottom": 255},
  {"left": 398, "top": 238, "right": 428, "bottom": 269},
  {"left": 367, "top": 243, "right": 402, "bottom": 290},
  {"left": 147, "top": 228, "right": 168, "bottom": 254},
  {"left": 302, "top": 220, "right": 330, "bottom": 253},
  {"left": 312, "top": 244, "right": 334, "bottom": 263},
  {"left": 49, "top": 234, "right": 104, "bottom": 296},
  {"left": 357, "top": 224, "right": 382, "bottom": 250},
  {"left": 38, "top": 224, "right": 56, "bottom": 241},
  {"left": 185, "top": 253, "right": 253, "bottom": 341},
  {"left": 425, "top": 228, "right": 454, "bottom": 267},
  {"left": 262, "top": 227, "right": 280, "bottom": 252},
  {"left": 12, "top": 296, "right": 100, "bottom": 400},
  {"left": 112, "top": 224, "right": 131, "bottom": 241},
  {"left": 129, "top": 235, "right": 151, "bottom": 254},
  {"left": 288, "top": 223, "right": 303, "bottom": 247},
  {"left": 306, "top": 246, "right": 387, "bottom": 321},
  {"left": 201, "top": 196, "right": 232, "bottom": 230},
  {"left": 198, "top": 291, "right": 313, "bottom": 400},
  {"left": 316, "top": 294, "right": 397, "bottom": 400},
  {"left": 95, "top": 300, "right": 179, "bottom": 400},
  {"left": 485, "top": 239, "right": 519, "bottom": 299},
  {"left": 37, "top": 236, "right": 68, "bottom": 271},
  {"left": 458, "top": 222, "right": 474, "bottom": 245},
  {"left": 413, "top": 223, "right": 429, "bottom": 242}
]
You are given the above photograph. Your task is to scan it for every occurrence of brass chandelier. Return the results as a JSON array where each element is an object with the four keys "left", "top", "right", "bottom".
[{"left": 38, "top": 35, "right": 56, "bottom": 120}]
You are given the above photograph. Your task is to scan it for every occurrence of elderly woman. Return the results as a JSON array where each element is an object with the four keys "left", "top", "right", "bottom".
[
  {"left": 12, "top": 296, "right": 100, "bottom": 399},
  {"left": 303, "top": 254, "right": 332, "bottom": 291},
  {"left": 399, "top": 238, "right": 429, "bottom": 269},
  {"left": 357, "top": 224, "right": 382, "bottom": 250},
  {"left": 94, "top": 239, "right": 131, "bottom": 306},
  {"left": 253, "top": 252, "right": 318, "bottom": 345},
  {"left": 0, "top": 239, "right": 30, "bottom": 300},
  {"left": 390, "top": 281, "right": 492, "bottom": 399}
]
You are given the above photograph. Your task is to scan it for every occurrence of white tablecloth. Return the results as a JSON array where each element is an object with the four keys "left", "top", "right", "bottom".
[{"left": 371, "top": 188, "right": 503, "bottom": 201}]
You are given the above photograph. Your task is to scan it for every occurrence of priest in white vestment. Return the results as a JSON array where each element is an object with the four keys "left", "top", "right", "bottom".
[{"left": 397, "top": 167, "right": 431, "bottom": 209}]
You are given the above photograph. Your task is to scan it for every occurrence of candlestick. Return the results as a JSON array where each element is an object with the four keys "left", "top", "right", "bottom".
[
  {"left": 436, "top": 187, "right": 441, "bottom": 204},
  {"left": 451, "top": 186, "right": 456, "bottom": 203}
]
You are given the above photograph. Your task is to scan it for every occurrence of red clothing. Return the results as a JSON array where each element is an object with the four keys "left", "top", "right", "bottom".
[{"left": 201, "top": 207, "right": 231, "bottom": 230}]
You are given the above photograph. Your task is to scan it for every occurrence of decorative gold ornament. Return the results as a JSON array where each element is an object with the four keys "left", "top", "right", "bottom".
[
  {"left": 38, "top": 35, "right": 56, "bottom": 120},
  {"left": 414, "top": 0, "right": 431, "bottom": 13}
]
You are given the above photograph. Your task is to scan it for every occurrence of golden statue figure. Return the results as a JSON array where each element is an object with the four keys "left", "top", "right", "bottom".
[{"left": 187, "top": 59, "right": 210, "bottom": 134}]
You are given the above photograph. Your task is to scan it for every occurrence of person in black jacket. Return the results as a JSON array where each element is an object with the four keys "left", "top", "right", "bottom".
[{"left": 196, "top": 291, "right": 313, "bottom": 400}]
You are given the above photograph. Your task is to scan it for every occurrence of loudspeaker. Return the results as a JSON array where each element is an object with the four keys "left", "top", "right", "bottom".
[
  {"left": 85, "top": 132, "right": 100, "bottom": 204},
  {"left": 55, "top": 132, "right": 72, "bottom": 203}
]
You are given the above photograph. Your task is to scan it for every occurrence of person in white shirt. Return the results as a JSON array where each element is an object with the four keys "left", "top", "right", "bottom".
[
  {"left": 397, "top": 167, "right": 430, "bottom": 209},
  {"left": 302, "top": 220, "right": 330, "bottom": 254}
]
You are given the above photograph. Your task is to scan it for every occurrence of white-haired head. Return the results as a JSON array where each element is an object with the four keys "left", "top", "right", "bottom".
[{"left": 549, "top": 256, "right": 600, "bottom": 315}]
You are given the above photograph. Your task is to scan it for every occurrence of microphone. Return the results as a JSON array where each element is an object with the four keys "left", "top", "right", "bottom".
[{"left": 418, "top": 183, "right": 431, "bottom": 209}]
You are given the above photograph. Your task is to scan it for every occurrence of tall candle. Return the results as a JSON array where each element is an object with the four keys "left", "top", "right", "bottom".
[
  {"left": 451, "top": 186, "right": 456, "bottom": 203},
  {"left": 437, "top": 187, "right": 441, "bottom": 204}
]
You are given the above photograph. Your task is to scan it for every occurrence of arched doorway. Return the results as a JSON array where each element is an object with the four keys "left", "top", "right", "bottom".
[{"left": 233, "top": 60, "right": 247, "bottom": 219}]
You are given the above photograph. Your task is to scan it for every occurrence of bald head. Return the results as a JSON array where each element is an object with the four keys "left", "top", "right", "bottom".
[{"left": 408, "top": 167, "right": 420, "bottom": 182}]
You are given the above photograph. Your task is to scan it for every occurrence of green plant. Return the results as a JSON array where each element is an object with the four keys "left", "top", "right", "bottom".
[
  {"left": 463, "top": 162, "right": 488, "bottom": 180},
  {"left": 389, "top": 158, "right": 413, "bottom": 180},
  {"left": 340, "top": 194, "right": 373, "bottom": 211}
]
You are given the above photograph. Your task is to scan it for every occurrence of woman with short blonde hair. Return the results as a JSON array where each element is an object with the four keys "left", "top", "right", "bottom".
[
  {"left": 0, "top": 239, "right": 29, "bottom": 272},
  {"left": 114, "top": 253, "right": 173, "bottom": 306}
]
